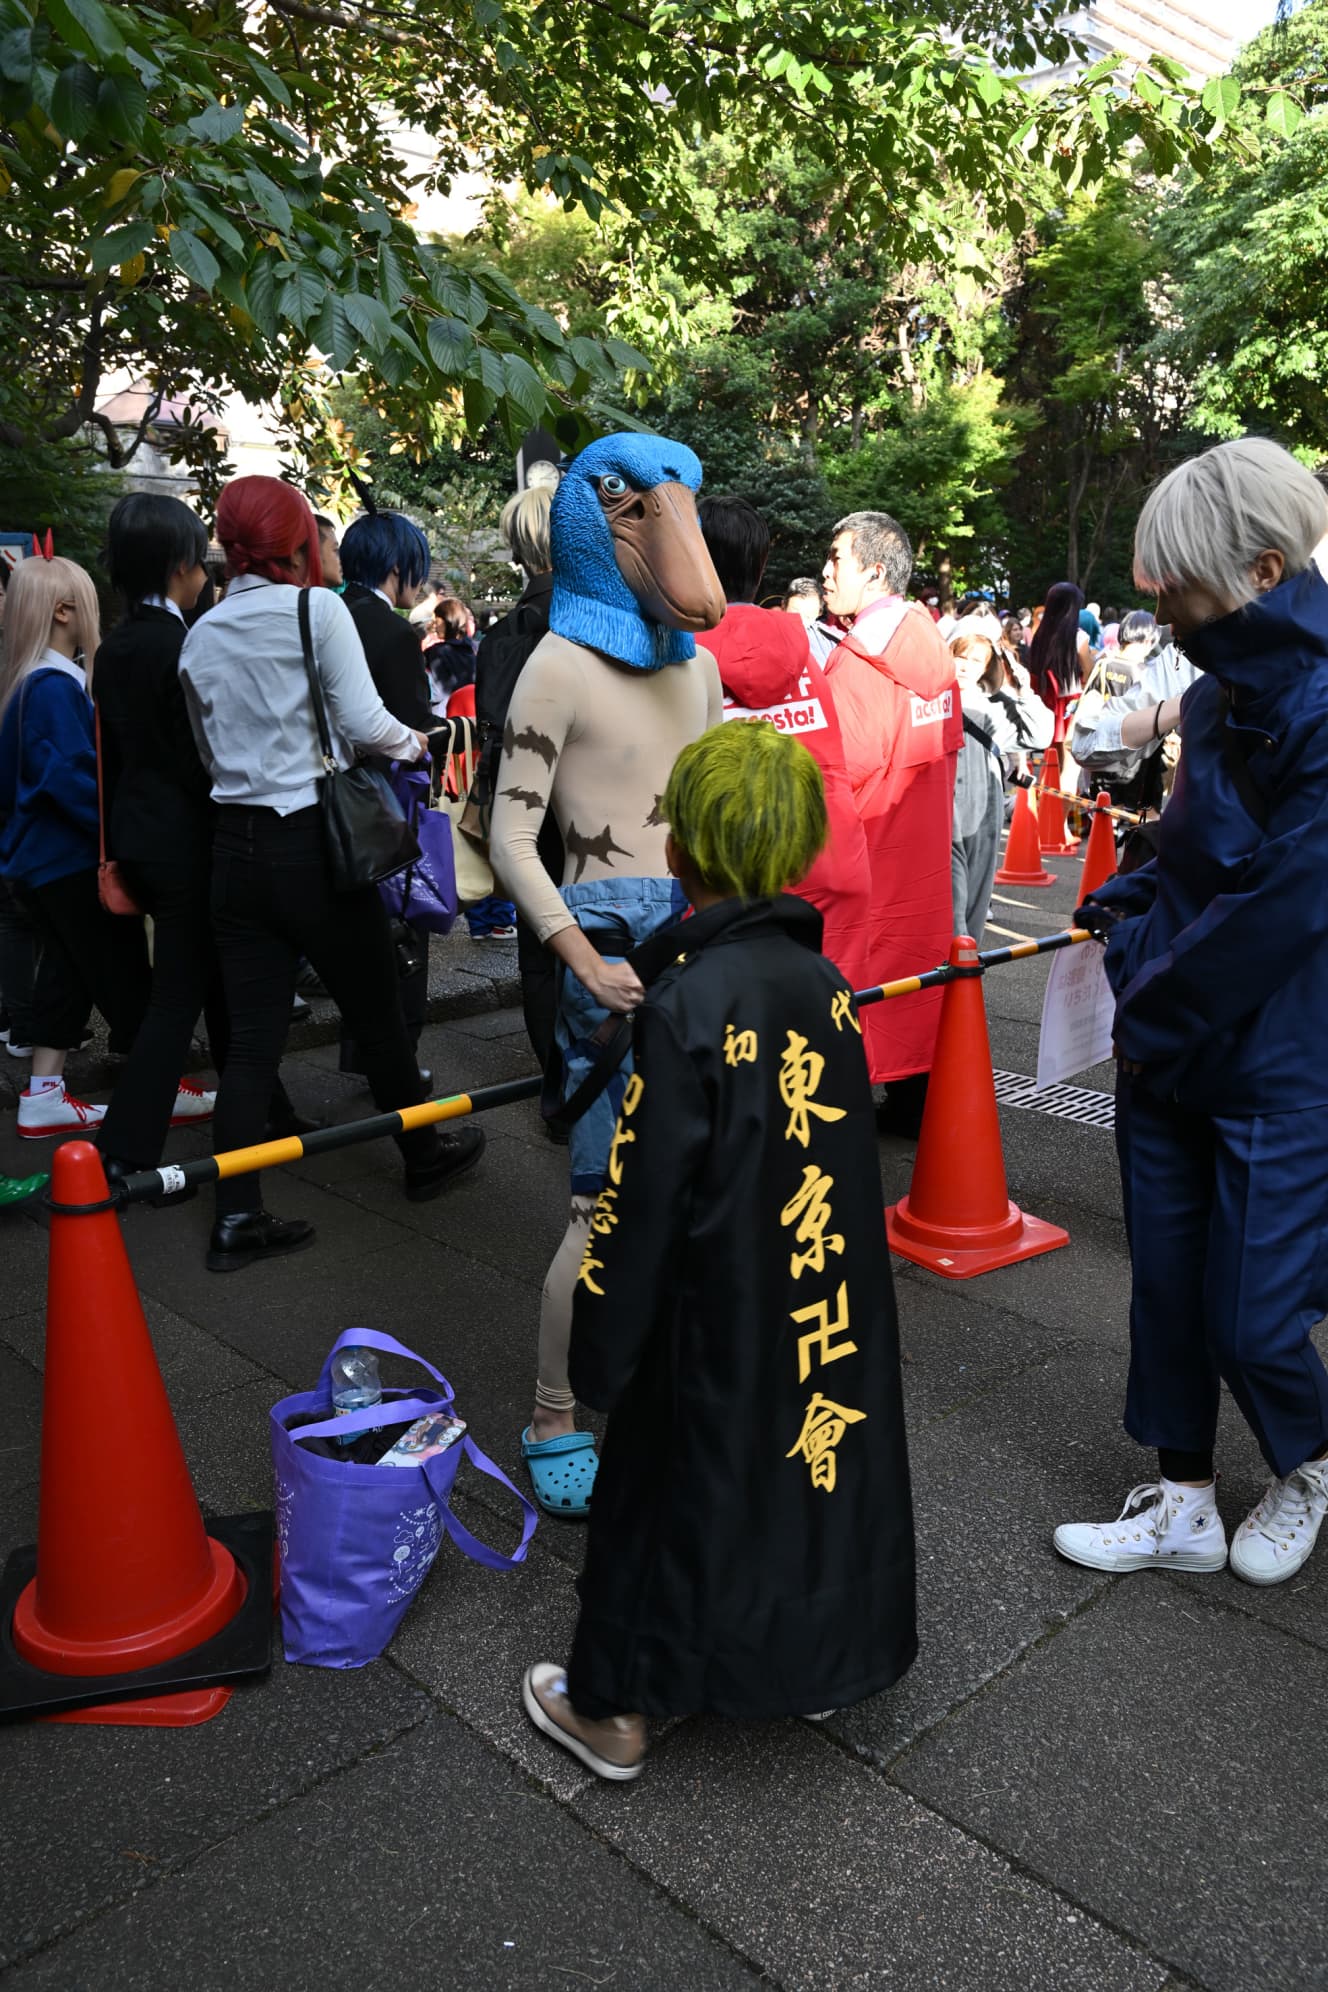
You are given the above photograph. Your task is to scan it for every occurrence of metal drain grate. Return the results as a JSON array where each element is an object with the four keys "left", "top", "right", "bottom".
[{"left": 991, "top": 1069, "right": 1116, "bottom": 1129}]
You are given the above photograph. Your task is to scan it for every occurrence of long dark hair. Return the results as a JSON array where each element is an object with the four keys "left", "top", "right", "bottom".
[{"left": 1028, "top": 582, "right": 1084, "bottom": 705}]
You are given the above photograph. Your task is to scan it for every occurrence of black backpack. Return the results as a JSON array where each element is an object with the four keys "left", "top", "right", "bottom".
[{"left": 472, "top": 584, "right": 551, "bottom": 820}]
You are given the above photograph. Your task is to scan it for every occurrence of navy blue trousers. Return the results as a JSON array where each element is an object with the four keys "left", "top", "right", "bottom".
[{"left": 1117, "top": 1078, "right": 1328, "bottom": 1478}]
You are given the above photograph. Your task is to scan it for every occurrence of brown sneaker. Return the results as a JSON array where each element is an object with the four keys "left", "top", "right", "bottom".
[{"left": 522, "top": 1663, "right": 647, "bottom": 1781}]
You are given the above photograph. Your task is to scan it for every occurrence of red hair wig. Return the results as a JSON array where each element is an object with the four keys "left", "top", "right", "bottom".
[{"left": 215, "top": 475, "right": 323, "bottom": 588}]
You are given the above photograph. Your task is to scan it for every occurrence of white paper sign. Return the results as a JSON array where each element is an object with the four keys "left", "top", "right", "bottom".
[{"left": 1036, "top": 943, "right": 1116, "bottom": 1089}]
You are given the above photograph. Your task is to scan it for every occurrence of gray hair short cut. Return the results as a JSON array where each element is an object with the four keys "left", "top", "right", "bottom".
[
  {"left": 833, "top": 511, "right": 914, "bottom": 595},
  {"left": 1134, "top": 438, "right": 1328, "bottom": 604},
  {"left": 500, "top": 485, "right": 553, "bottom": 576}
]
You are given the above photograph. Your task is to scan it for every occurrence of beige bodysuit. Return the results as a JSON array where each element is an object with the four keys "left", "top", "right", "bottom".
[
  {"left": 489, "top": 629, "right": 722, "bottom": 1417},
  {"left": 489, "top": 632, "right": 723, "bottom": 935}
]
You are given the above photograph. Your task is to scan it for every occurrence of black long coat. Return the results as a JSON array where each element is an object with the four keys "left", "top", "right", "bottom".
[{"left": 567, "top": 896, "right": 916, "bottom": 1719}]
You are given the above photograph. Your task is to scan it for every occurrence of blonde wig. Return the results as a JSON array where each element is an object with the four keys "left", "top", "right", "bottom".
[{"left": 0, "top": 555, "right": 100, "bottom": 715}]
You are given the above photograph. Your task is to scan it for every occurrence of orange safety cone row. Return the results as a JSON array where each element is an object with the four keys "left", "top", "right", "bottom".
[
  {"left": 1079, "top": 790, "right": 1118, "bottom": 899},
  {"left": 885, "top": 937, "right": 1070, "bottom": 1279},
  {"left": 0, "top": 1142, "right": 272, "bottom": 1726},
  {"left": 995, "top": 781, "right": 1056, "bottom": 887},
  {"left": 1037, "top": 747, "right": 1079, "bottom": 855}
]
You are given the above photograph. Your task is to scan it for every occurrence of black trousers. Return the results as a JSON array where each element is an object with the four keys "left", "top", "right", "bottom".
[
  {"left": 95, "top": 857, "right": 296, "bottom": 1170},
  {"left": 0, "top": 877, "right": 38, "bottom": 1047},
  {"left": 210, "top": 804, "right": 436, "bottom": 1217},
  {"left": 23, "top": 868, "right": 150, "bottom": 1053}
]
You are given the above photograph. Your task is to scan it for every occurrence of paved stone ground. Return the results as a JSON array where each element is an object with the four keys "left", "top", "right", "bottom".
[{"left": 2, "top": 878, "right": 1326, "bottom": 1990}]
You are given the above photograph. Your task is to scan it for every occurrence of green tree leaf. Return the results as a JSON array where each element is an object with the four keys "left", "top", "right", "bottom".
[
  {"left": 426, "top": 315, "right": 475, "bottom": 375},
  {"left": 88, "top": 217, "right": 153, "bottom": 271},
  {"left": 187, "top": 100, "right": 245, "bottom": 144},
  {"left": 49, "top": 59, "right": 99, "bottom": 141},
  {"left": 43, "top": 0, "right": 124, "bottom": 62},
  {"left": 243, "top": 167, "right": 292, "bottom": 234},
  {"left": 1265, "top": 91, "right": 1303, "bottom": 140},
  {"left": 169, "top": 226, "right": 220, "bottom": 292},
  {"left": 344, "top": 289, "right": 394, "bottom": 351},
  {"left": 501, "top": 351, "right": 548, "bottom": 426}
]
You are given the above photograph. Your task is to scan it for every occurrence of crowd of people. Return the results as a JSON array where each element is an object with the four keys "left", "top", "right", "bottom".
[{"left": 4, "top": 431, "right": 1328, "bottom": 1786}]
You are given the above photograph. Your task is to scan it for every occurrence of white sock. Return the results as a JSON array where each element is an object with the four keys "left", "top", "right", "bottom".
[{"left": 29, "top": 1074, "right": 64, "bottom": 1096}]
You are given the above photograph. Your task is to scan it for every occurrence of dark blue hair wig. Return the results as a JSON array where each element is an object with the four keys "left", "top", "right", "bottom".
[{"left": 340, "top": 510, "right": 432, "bottom": 592}]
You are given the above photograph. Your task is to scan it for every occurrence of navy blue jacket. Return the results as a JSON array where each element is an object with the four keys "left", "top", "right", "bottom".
[
  {"left": 0, "top": 664, "right": 98, "bottom": 890},
  {"left": 1086, "top": 566, "right": 1328, "bottom": 1114}
]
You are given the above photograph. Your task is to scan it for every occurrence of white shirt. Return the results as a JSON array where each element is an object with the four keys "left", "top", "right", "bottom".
[
  {"left": 1069, "top": 643, "right": 1202, "bottom": 774},
  {"left": 143, "top": 594, "right": 186, "bottom": 625},
  {"left": 34, "top": 648, "right": 88, "bottom": 690},
  {"left": 179, "top": 576, "right": 421, "bottom": 813}
]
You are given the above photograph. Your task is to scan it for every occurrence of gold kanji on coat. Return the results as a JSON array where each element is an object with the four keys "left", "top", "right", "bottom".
[
  {"left": 781, "top": 1165, "right": 845, "bottom": 1280},
  {"left": 786, "top": 1392, "right": 868, "bottom": 1492},
  {"left": 791, "top": 1280, "right": 857, "bottom": 1383},
  {"left": 723, "top": 1022, "right": 759, "bottom": 1067},
  {"left": 778, "top": 1031, "right": 846, "bottom": 1148}
]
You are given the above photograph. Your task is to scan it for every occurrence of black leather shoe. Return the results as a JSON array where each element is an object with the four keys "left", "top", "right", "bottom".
[
  {"left": 102, "top": 1154, "right": 198, "bottom": 1209},
  {"left": 403, "top": 1124, "right": 485, "bottom": 1202},
  {"left": 206, "top": 1210, "right": 315, "bottom": 1273}
]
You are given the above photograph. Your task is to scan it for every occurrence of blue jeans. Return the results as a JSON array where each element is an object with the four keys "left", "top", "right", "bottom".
[
  {"left": 555, "top": 876, "right": 686, "bottom": 1196},
  {"left": 466, "top": 895, "right": 516, "bottom": 938}
]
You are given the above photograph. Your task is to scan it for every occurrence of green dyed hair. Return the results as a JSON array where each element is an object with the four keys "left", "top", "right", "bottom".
[{"left": 663, "top": 721, "right": 828, "bottom": 900}]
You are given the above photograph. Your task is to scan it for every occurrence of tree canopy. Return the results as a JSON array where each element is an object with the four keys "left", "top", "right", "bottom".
[{"left": 1, "top": 0, "right": 1248, "bottom": 504}]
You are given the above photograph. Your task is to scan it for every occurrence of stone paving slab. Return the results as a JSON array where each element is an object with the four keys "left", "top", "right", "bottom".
[
  {"left": 0, "top": 1658, "right": 432, "bottom": 1971},
  {"left": 572, "top": 1718, "right": 1167, "bottom": 1992},
  {"left": 891, "top": 1198, "right": 1135, "bottom": 1353},
  {"left": 0, "top": 1292, "right": 268, "bottom": 1408},
  {"left": 389, "top": 1493, "right": 593, "bottom": 1803},
  {"left": 895, "top": 1579, "right": 1328, "bottom": 1992},
  {"left": 0, "top": 1345, "right": 43, "bottom": 1496},
  {"left": 317, "top": 1127, "right": 568, "bottom": 1288},
  {"left": 3, "top": 1712, "right": 763, "bottom": 1992},
  {"left": 824, "top": 1344, "right": 1145, "bottom": 1765}
]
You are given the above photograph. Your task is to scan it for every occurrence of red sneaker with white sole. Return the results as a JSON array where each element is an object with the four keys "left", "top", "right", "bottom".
[
  {"left": 170, "top": 1079, "right": 217, "bottom": 1126},
  {"left": 18, "top": 1088, "right": 107, "bottom": 1139}
]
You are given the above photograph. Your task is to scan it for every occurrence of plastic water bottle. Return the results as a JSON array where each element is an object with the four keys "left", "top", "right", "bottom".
[{"left": 330, "top": 1346, "right": 382, "bottom": 1443}]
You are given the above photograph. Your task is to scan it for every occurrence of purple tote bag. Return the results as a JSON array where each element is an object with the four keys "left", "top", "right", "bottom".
[
  {"left": 381, "top": 766, "right": 458, "bottom": 934},
  {"left": 271, "top": 1328, "right": 537, "bottom": 1668}
]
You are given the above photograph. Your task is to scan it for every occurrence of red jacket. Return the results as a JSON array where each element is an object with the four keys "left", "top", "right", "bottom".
[
  {"left": 825, "top": 599, "right": 961, "bottom": 1084},
  {"left": 700, "top": 604, "right": 873, "bottom": 998}
]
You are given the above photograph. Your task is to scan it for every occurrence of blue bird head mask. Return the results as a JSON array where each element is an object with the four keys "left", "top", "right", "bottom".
[{"left": 549, "top": 434, "right": 727, "bottom": 670}]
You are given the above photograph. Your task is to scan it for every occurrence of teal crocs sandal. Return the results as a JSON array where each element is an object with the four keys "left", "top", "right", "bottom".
[{"left": 521, "top": 1427, "right": 598, "bottom": 1518}]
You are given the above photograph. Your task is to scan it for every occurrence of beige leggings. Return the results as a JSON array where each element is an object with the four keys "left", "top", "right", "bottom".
[{"left": 535, "top": 1196, "right": 595, "bottom": 1412}]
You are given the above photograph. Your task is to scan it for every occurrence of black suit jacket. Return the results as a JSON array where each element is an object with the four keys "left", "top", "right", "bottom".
[
  {"left": 94, "top": 605, "right": 212, "bottom": 866},
  {"left": 342, "top": 584, "right": 436, "bottom": 734}
]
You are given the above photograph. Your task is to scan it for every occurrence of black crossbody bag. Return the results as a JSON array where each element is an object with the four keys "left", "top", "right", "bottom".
[{"left": 297, "top": 589, "right": 420, "bottom": 892}]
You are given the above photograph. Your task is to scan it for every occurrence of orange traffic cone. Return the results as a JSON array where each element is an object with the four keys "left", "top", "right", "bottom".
[
  {"left": 0, "top": 1143, "right": 271, "bottom": 1725},
  {"left": 886, "top": 937, "right": 1070, "bottom": 1279},
  {"left": 1037, "top": 747, "right": 1079, "bottom": 855},
  {"left": 1079, "top": 791, "right": 1118, "bottom": 899},
  {"left": 995, "top": 782, "right": 1056, "bottom": 887}
]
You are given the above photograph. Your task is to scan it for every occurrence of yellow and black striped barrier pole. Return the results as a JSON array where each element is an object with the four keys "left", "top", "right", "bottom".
[
  {"left": 852, "top": 925, "right": 1091, "bottom": 1006},
  {"left": 111, "top": 1076, "right": 544, "bottom": 1209},
  {"left": 1036, "top": 787, "right": 1142, "bottom": 826},
  {"left": 108, "top": 929, "right": 1093, "bottom": 1209}
]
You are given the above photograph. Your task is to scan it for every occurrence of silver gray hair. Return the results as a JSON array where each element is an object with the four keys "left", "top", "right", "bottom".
[{"left": 1134, "top": 438, "right": 1328, "bottom": 603}]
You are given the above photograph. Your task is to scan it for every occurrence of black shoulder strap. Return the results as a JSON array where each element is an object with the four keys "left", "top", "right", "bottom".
[
  {"left": 962, "top": 711, "right": 1002, "bottom": 761},
  {"left": 297, "top": 589, "right": 337, "bottom": 774}
]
